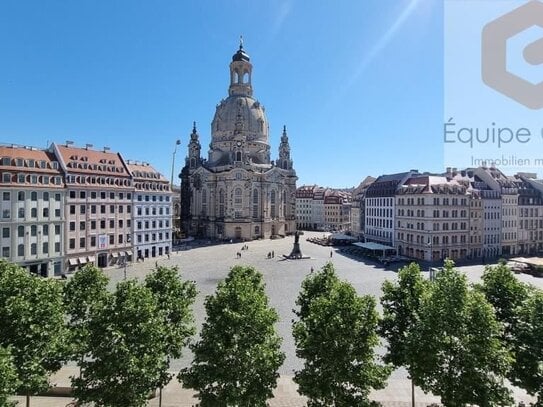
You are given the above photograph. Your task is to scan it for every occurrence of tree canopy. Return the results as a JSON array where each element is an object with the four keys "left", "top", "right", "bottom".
[
  {"left": 0, "top": 260, "right": 66, "bottom": 401},
  {"left": 72, "top": 280, "right": 167, "bottom": 407},
  {"left": 179, "top": 265, "right": 284, "bottom": 407},
  {"left": 407, "top": 260, "right": 512, "bottom": 407},
  {"left": 293, "top": 263, "right": 391, "bottom": 406}
]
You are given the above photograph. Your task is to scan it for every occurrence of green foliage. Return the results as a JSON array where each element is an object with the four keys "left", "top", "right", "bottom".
[
  {"left": 380, "top": 262, "right": 428, "bottom": 368},
  {"left": 72, "top": 280, "right": 167, "bottom": 407},
  {"left": 408, "top": 260, "right": 513, "bottom": 407},
  {"left": 0, "top": 347, "right": 19, "bottom": 407},
  {"left": 144, "top": 265, "right": 197, "bottom": 388},
  {"left": 63, "top": 264, "right": 110, "bottom": 362},
  {"left": 179, "top": 265, "right": 284, "bottom": 407},
  {"left": 477, "top": 263, "right": 529, "bottom": 342},
  {"left": 510, "top": 290, "right": 543, "bottom": 405},
  {"left": 293, "top": 263, "right": 391, "bottom": 406},
  {"left": 0, "top": 260, "right": 66, "bottom": 398}
]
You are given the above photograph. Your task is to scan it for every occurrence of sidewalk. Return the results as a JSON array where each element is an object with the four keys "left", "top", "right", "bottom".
[
  {"left": 7, "top": 366, "right": 443, "bottom": 407},
  {"left": 9, "top": 365, "right": 537, "bottom": 406}
]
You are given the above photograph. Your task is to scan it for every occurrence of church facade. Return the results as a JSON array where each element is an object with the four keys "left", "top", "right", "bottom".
[{"left": 180, "top": 42, "right": 297, "bottom": 240}]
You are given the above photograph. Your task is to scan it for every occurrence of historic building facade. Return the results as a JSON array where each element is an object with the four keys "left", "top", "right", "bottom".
[
  {"left": 180, "top": 42, "right": 297, "bottom": 240},
  {"left": 127, "top": 161, "right": 172, "bottom": 260},
  {"left": 0, "top": 145, "right": 65, "bottom": 277}
]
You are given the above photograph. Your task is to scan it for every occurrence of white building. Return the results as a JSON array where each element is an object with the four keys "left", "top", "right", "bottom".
[
  {"left": 0, "top": 145, "right": 65, "bottom": 277},
  {"left": 128, "top": 161, "right": 172, "bottom": 260}
]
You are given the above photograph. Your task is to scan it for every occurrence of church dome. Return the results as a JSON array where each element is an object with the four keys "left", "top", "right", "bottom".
[{"left": 211, "top": 95, "right": 268, "bottom": 143}]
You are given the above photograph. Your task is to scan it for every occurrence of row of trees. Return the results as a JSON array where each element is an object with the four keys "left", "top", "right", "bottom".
[{"left": 0, "top": 258, "right": 542, "bottom": 406}]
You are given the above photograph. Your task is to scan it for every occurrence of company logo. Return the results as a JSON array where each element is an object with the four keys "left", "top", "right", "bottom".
[{"left": 482, "top": 0, "right": 543, "bottom": 109}]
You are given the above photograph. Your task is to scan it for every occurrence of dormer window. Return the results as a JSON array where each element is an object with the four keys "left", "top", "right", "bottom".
[
  {"left": 51, "top": 161, "right": 59, "bottom": 169},
  {"left": 27, "top": 159, "right": 35, "bottom": 168},
  {"left": 16, "top": 158, "right": 23, "bottom": 167},
  {"left": 1, "top": 157, "right": 10, "bottom": 166}
]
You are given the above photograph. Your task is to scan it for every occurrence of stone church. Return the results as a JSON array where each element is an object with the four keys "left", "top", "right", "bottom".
[{"left": 180, "top": 41, "right": 297, "bottom": 240}]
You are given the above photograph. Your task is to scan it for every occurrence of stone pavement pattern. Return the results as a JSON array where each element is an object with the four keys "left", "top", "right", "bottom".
[{"left": 10, "top": 232, "right": 542, "bottom": 406}]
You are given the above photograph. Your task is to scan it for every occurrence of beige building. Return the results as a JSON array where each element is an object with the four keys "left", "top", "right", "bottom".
[
  {"left": 52, "top": 143, "right": 134, "bottom": 271},
  {"left": 396, "top": 175, "right": 470, "bottom": 262},
  {"left": 180, "top": 42, "right": 297, "bottom": 240},
  {"left": 0, "top": 145, "right": 65, "bottom": 277}
]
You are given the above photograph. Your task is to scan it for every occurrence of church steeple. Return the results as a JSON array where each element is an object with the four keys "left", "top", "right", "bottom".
[
  {"left": 187, "top": 122, "right": 202, "bottom": 169},
  {"left": 229, "top": 37, "right": 253, "bottom": 97},
  {"left": 278, "top": 125, "right": 293, "bottom": 170}
]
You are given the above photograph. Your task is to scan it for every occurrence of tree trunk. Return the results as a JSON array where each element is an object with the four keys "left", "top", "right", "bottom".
[
  {"left": 159, "top": 386, "right": 162, "bottom": 407},
  {"left": 26, "top": 393, "right": 30, "bottom": 407},
  {"left": 411, "top": 379, "right": 415, "bottom": 407}
]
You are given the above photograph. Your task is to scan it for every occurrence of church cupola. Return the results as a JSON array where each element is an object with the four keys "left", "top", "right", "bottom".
[
  {"left": 187, "top": 122, "right": 202, "bottom": 169},
  {"left": 229, "top": 37, "right": 253, "bottom": 97},
  {"left": 278, "top": 125, "right": 293, "bottom": 170}
]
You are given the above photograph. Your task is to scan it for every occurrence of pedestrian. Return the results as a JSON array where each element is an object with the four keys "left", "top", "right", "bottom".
[
  {"left": 330, "top": 250, "right": 333, "bottom": 258},
  {"left": 167, "top": 253, "right": 170, "bottom": 259},
  {"left": 310, "top": 266, "right": 314, "bottom": 273},
  {"left": 272, "top": 250, "right": 275, "bottom": 258}
]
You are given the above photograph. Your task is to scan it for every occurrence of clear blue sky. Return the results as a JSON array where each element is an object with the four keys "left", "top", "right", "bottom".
[{"left": 0, "top": 0, "right": 442, "bottom": 188}]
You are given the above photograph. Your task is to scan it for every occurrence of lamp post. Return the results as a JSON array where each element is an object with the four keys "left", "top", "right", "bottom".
[{"left": 170, "top": 139, "right": 181, "bottom": 188}]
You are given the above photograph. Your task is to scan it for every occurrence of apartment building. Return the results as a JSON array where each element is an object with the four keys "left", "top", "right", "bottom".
[
  {"left": 396, "top": 174, "right": 470, "bottom": 262},
  {"left": 323, "top": 190, "right": 351, "bottom": 231},
  {"left": 365, "top": 171, "right": 417, "bottom": 245},
  {"left": 516, "top": 174, "right": 543, "bottom": 255},
  {"left": 52, "top": 143, "right": 135, "bottom": 271},
  {"left": 0, "top": 145, "right": 65, "bottom": 277},
  {"left": 127, "top": 161, "right": 172, "bottom": 260},
  {"left": 295, "top": 185, "right": 317, "bottom": 230},
  {"left": 350, "top": 176, "right": 376, "bottom": 240}
]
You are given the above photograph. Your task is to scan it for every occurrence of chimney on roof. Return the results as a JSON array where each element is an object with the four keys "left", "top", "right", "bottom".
[
  {"left": 66, "top": 140, "right": 74, "bottom": 147},
  {"left": 85, "top": 144, "right": 93, "bottom": 150},
  {"left": 103, "top": 146, "right": 110, "bottom": 152}
]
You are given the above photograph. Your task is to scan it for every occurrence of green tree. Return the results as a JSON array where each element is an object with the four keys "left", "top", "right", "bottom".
[
  {"left": 380, "top": 262, "right": 428, "bottom": 406},
  {"left": 63, "top": 264, "right": 110, "bottom": 366},
  {"left": 179, "top": 266, "right": 285, "bottom": 407},
  {"left": 0, "top": 347, "right": 19, "bottom": 407},
  {"left": 408, "top": 260, "right": 512, "bottom": 407},
  {"left": 477, "top": 263, "right": 529, "bottom": 342},
  {"left": 72, "top": 280, "right": 167, "bottom": 407},
  {"left": 0, "top": 260, "right": 66, "bottom": 407},
  {"left": 144, "top": 265, "right": 197, "bottom": 406},
  {"left": 293, "top": 263, "right": 391, "bottom": 406},
  {"left": 510, "top": 290, "right": 543, "bottom": 405}
]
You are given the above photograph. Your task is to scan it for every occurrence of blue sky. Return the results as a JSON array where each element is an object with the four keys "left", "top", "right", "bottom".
[{"left": 0, "top": 0, "right": 443, "bottom": 188}]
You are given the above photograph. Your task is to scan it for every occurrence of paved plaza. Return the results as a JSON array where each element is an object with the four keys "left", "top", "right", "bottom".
[{"left": 12, "top": 231, "right": 543, "bottom": 406}]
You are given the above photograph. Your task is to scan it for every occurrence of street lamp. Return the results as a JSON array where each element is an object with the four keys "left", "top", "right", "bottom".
[{"left": 170, "top": 139, "right": 181, "bottom": 188}]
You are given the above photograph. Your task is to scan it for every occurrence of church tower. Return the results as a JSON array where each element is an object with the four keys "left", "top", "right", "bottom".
[
  {"left": 278, "top": 125, "right": 293, "bottom": 170},
  {"left": 186, "top": 122, "right": 201, "bottom": 169},
  {"left": 229, "top": 38, "right": 253, "bottom": 97}
]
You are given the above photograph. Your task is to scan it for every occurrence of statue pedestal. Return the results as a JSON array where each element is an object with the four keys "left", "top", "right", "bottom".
[{"left": 287, "top": 242, "right": 303, "bottom": 259}]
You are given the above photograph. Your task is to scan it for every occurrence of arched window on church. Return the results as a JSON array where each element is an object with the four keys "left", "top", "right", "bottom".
[
  {"left": 219, "top": 189, "right": 225, "bottom": 217},
  {"left": 243, "top": 71, "right": 249, "bottom": 84},
  {"left": 202, "top": 189, "right": 207, "bottom": 216},
  {"left": 282, "top": 190, "right": 286, "bottom": 217},
  {"left": 234, "top": 188, "right": 243, "bottom": 219},
  {"left": 233, "top": 71, "right": 239, "bottom": 84},
  {"left": 270, "top": 190, "right": 276, "bottom": 219},
  {"left": 236, "top": 151, "right": 242, "bottom": 162},
  {"left": 252, "top": 188, "right": 259, "bottom": 219},
  {"left": 190, "top": 158, "right": 196, "bottom": 168}
]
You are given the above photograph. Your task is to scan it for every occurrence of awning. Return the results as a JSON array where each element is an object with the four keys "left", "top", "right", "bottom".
[
  {"left": 78, "top": 257, "right": 87, "bottom": 264},
  {"left": 111, "top": 252, "right": 119, "bottom": 258},
  {"left": 330, "top": 233, "right": 356, "bottom": 241},
  {"left": 353, "top": 242, "right": 396, "bottom": 251},
  {"left": 68, "top": 258, "right": 78, "bottom": 266},
  {"left": 125, "top": 251, "right": 133, "bottom": 257},
  {"left": 87, "top": 256, "right": 95, "bottom": 263}
]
